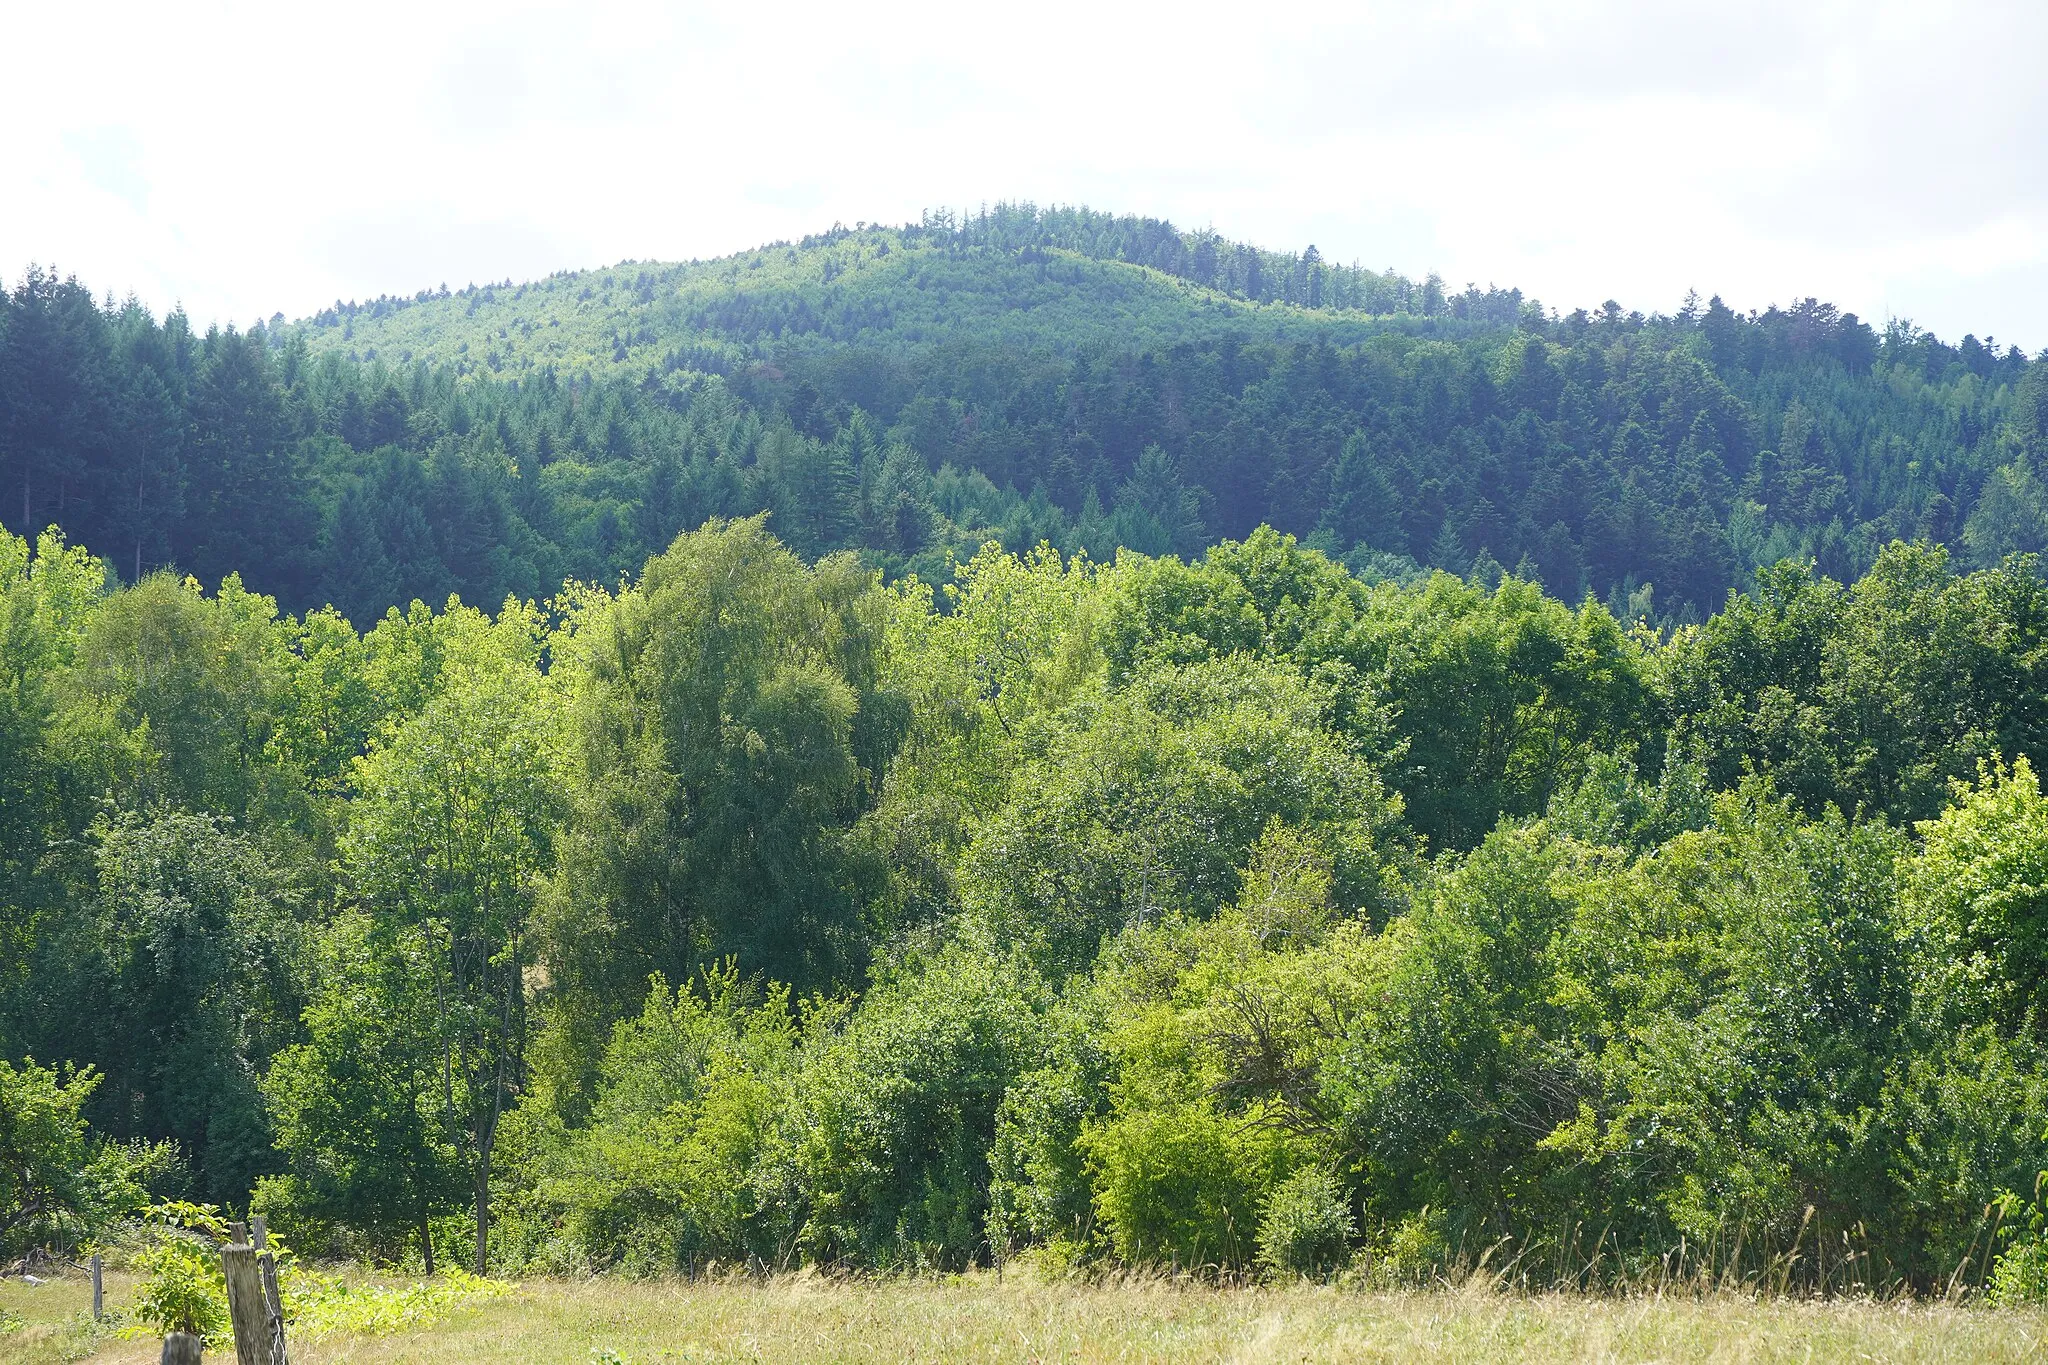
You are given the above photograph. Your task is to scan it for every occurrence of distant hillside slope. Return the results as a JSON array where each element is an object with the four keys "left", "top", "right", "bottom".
[
  {"left": 291, "top": 209, "right": 1472, "bottom": 382},
  {"left": 4, "top": 205, "right": 2043, "bottom": 627}
]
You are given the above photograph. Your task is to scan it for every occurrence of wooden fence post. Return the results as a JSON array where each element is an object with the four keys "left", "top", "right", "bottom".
[
  {"left": 89, "top": 1253, "right": 102, "bottom": 1319},
  {"left": 221, "top": 1219, "right": 289, "bottom": 1365},
  {"left": 252, "top": 1216, "right": 289, "bottom": 1365}
]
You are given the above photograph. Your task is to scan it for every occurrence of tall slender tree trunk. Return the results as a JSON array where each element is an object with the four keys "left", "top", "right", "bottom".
[
  {"left": 418, "top": 1186, "right": 436, "bottom": 1276},
  {"left": 474, "top": 1152, "right": 490, "bottom": 1275},
  {"left": 474, "top": 930, "right": 521, "bottom": 1275}
]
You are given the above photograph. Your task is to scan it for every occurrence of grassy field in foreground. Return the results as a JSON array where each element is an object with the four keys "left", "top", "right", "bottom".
[{"left": 5, "top": 1268, "right": 2047, "bottom": 1364}]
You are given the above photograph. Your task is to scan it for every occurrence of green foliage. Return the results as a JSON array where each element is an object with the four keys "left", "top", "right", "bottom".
[
  {"left": 9, "top": 218, "right": 2035, "bottom": 637},
  {"left": 539, "top": 517, "right": 894, "bottom": 1105},
  {"left": 343, "top": 595, "right": 560, "bottom": 1271},
  {"left": 1349, "top": 572, "right": 1655, "bottom": 851},
  {"left": 14, "top": 478, "right": 2048, "bottom": 1295},
  {"left": 991, "top": 853, "right": 1376, "bottom": 1273},
  {"left": 72, "top": 570, "right": 299, "bottom": 819},
  {"left": 1665, "top": 544, "right": 2048, "bottom": 825},
  {"left": 1905, "top": 758, "right": 2048, "bottom": 1032},
  {"left": 1366, "top": 1208, "right": 1458, "bottom": 1286},
  {"left": 794, "top": 945, "right": 1046, "bottom": 1269},
  {"left": 85, "top": 807, "right": 302, "bottom": 1202},
  {"left": 516, "top": 965, "right": 801, "bottom": 1274},
  {"left": 1102, "top": 529, "right": 1655, "bottom": 852},
  {"left": 1560, "top": 794, "right": 1914, "bottom": 1255},
  {"left": 1257, "top": 1167, "right": 1356, "bottom": 1278},
  {"left": 128, "top": 1203, "right": 230, "bottom": 1342},
  {"left": 279, "top": 1265, "right": 513, "bottom": 1340},
  {"left": 985, "top": 1032, "right": 1105, "bottom": 1264},
  {"left": 1319, "top": 823, "right": 1593, "bottom": 1238},
  {"left": 132, "top": 1235, "right": 228, "bottom": 1340},
  {"left": 509, "top": 946, "right": 1045, "bottom": 1275},
  {"left": 1544, "top": 749, "right": 1713, "bottom": 852},
  {"left": 1079, "top": 1093, "right": 1293, "bottom": 1270},
  {"left": 867, "top": 542, "right": 1101, "bottom": 922},
  {"left": 0, "top": 1059, "right": 164, "bottom": 1254},
  {"left": 1989, "top": 1237, "right": 2048, "bottom": 1304},
  {"left": 959, "top": 654, "right": 1406, "bottom": 977},
  {"left": 1986, "top": 1176, "right": 2048, "bottom": 1305},
  {"left": 263, "top": 911, "right": 466, "bottom": 1267}
]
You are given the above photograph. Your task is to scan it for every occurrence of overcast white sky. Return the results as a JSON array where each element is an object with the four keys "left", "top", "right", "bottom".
[{"left": 6, "top": 0, "right": 2045, "bottom": 349}]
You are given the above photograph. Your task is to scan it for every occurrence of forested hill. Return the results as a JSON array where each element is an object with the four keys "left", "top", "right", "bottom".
[
  {"left": 14, "top": 203, "right": 2048, "bottom": 1294},
  {"left": 5, "top": 203, "right": 2046, "bottom": 627},
  {"left": 294, "top": 209, "right": 1413, "bottom": 379}
]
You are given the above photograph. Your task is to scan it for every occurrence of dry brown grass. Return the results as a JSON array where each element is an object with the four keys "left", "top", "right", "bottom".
[{"left": 6, "top": 1264, "right": 2045, "bottom": 1363}]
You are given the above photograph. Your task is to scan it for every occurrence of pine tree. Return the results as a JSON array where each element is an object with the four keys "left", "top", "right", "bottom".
[
  {"left": 1320, "top": 433, "right": 1401, "bottom": 552},
  {"left": 323, "top": 483, "right": 399, "bottom": 622},
  {"left": 1428, "top": 518, "right": 1469, "bottom": 575},
  {"left": 1115, "top": 446, "right": 1205, "bottom": 557}
]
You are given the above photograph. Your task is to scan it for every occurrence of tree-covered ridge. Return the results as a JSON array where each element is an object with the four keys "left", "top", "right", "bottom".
[
  {"left": 290, "top": 207, "right": 1453, "bottom": 381},
  {"left": 5, "top": 204, "right": 2045, "bottom": 632},
  {"left": 9, "top": 517, "right": 2048, "bottom": 1294}
]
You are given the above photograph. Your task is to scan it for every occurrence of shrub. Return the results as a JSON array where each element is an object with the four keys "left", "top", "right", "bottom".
[
  {"left": 121, "top": 1202, "right": 239, "bottom": 1346},
  {"left": 1367, "top": 1207, "right": 1456, "bottom": 1287},
  {"left": 131, "top": 1235, "right": 228, "bottom": 1342},
  {"left": 1079, "top": 1098, "right": 1295, "bottom": 1270},
  {"left": 1989, "top": 1236, "right": 2048, "bottom": 1305},
  {"left": 523, "top": 966, "right": 802, "bottom": 1274},
  {"left": 1256, "top": 1167, "right": 1355, "bottom": 1277},
  {"left": 796, "top": 946, "right": 1047, "bottom": 1268},
  {"left": 1988, "top": 1179, "right": 2048, "bottom": 1305}
]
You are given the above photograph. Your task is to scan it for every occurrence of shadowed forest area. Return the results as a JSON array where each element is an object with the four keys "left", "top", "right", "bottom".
[{"left": 6, "top": 206, "right": 2045, "bottom": 630}]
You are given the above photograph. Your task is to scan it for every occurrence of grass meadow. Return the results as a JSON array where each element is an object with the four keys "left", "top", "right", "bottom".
[{"left": 4, "top": 1265, "right": 2046, "bottom": 1364}]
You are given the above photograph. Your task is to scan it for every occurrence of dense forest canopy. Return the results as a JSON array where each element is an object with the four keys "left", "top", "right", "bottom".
[
  {"left": 7, "top": 508, "right": 2048, "bottom": 1294},
  {"left": 10, "top": 206, "right": 2048, "bottom": 1298},
  {"left": 5, "top": 204, "right": 2045, "bottom": 630}
]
